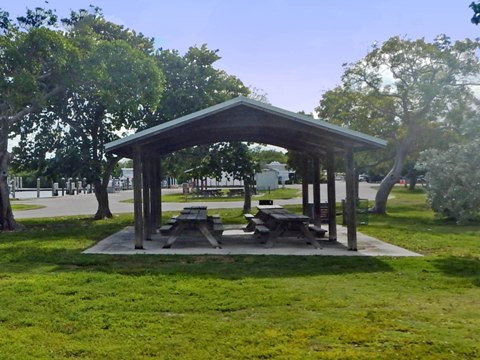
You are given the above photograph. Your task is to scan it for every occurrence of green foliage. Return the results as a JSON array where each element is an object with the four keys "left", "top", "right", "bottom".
[
  {"left": 418, "top": 140, "right": 480, "bottom": 224},
  {"left": 16, "top": 7, "right": 58, "bottom": 29},
  {"left": 150, "top": 44, "right": 249, "bottom": 180},
  {"left": 0, "top": 8, "right": 79, "bottom": 230},
  {"left": 206, "top": 142, "right": 259, "bottom": 182},
  {"left": 10, "top": 9, "right": 163, "bottom": 186},
  {"left": 0, "top": 26, "right": 74, "bottom": 115},
  {"left": 11, "top": 203, "right": 44, "bottom": 211},
  {"left": 470, "top": 1, "right": 480, "bottom": 25},
  {"left": 151, "top": 44, "right": 248, "bottom": 126},
  {"left": 251, "top": 146, "right": 287, "bottom": 166}
]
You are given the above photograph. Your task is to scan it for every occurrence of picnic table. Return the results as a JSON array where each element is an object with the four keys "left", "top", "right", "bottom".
[
  {"left": 227, "top": 188, "right": 244, "bottom": 197},
  {"left": 161, "top": 206, "right": 223, "bottom": 248},
  {"left": 203, "top": 189, "right": 223, "bottom": 197},
  {"left": 245, "top": 205, "right": 323, "bottom": 249}
]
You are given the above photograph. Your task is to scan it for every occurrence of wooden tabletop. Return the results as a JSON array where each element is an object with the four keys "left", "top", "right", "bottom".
[
  {"left": 258, "top": 207, "right": 310, "bottom": 222},
  {"left": 256, "top": 205, "right": 283, "bottom": 210},
  {"left": 178, "top": 207, "right": 208, "bottom": 221}
]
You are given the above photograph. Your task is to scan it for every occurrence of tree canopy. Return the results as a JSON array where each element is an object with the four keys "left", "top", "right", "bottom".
[{"left": 6, "top": 7, "right": 164, "bottom": 220}]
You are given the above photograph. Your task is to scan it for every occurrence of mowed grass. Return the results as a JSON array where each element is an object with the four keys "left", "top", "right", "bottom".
[
  {"left": 11, "top": 203, "right": 45, "bottom": 211},
  {"left": 0, "top": 188, "right": 479, "bottom": 359}
]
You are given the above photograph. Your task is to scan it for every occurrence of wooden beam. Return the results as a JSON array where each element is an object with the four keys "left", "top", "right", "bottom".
[
  {"left": 133, "top": 147, "right": 144, "bottom": 249},
  {"left": 312, "top": 157, "right": 321, "bottom": 226},
  {"left": 142, "top": 154, "right": 151, "bottom": 241},
  {"left": 345, "top": 146, "right": 357, "bottom": 250},
  {"left": 326, "top": 151, "right": 337, "bottom": 242}
]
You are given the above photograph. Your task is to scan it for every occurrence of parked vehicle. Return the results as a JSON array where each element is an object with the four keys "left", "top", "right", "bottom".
[{"left": 358, "top": 174, "right": 369, "bottom": 182}]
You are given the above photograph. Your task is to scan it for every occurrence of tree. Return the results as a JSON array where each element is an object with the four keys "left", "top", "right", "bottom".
[
  {"left": 150, "top": 44, "right": 251, "bottom": 204},
  {"left": 248, "top": 87, "right": 270, "bottom": 104},
  {"left": 251, "top": 146, "right": 288, "bottom": 166},
  {"left": 205, "top": 142, "right": 260, "bottom": 212},
  {"left": 151, "top": 44, "right": 248, "bottom": 126},
  {"left": 12, "top": 8, "right": 163, "bottom": 219},
  {"left": 316, "top": 35, "right": 480, "bottom": 214},
  {"left": 0, "top": 9, "right": 74, "bottom": 230},
  {"left": 417, "top": 97, "right": 480, "bottom": 223}
]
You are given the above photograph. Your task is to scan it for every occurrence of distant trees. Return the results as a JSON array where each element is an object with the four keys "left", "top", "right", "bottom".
[
  {"left": 251, "top": 147, "right": 287, "bottom": 166},
  {"left": 317, "top": 35, "right": 480, "bottom": 214},
  {"left": 205, "top": 142, "right": 260, "bottom": 212}
]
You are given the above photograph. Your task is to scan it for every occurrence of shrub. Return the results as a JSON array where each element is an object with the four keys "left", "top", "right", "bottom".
[{"left": 418, "top": 139, "right": 480, "bottom": 224}]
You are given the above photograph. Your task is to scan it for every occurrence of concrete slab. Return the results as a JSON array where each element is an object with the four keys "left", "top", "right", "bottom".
[{"left": 83, "top": 225, "right": 422, "bottom": 257}]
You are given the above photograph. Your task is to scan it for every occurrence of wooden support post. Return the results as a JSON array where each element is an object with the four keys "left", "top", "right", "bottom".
[
  {"left": 150, "top": 157, "right": 159, "bottom": 233},
  {"left": 302, "top": 156, "right": 309, "bottom": 216},
  {"left": 345, "top": 146, "right": 357, "bottom": 250},
  {"left": 158, "top": 159, "right": 162, "bottom": 227},
  {"left": 313, "top": 157, "right": 321, "bottom": 226},
  {"left": 326, "top": 151, "right": 337, "bottom": 242},
  {"left": 142, "top": 154, "right": 151, "bottom": 240},
  {"left": 150, "top": 158, "right": 162, "bottom": 234},
  {"left": 133, "top": 147, "right": 144, "bottom": 249}
]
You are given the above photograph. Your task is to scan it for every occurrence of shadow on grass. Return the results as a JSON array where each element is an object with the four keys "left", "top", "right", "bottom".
[
  {"left": 432, "top": 256, "right": 480, "bottom": 287},
  {"left": 0, "top": 215, "right": 396, "bottom": 279},
  {"left": 1, "top": 246, "right": 394, "bottom": 279}
]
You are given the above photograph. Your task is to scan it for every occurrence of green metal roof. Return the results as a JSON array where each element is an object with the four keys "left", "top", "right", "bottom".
[{"left": 106, "top": 96, "right": 387, "bottom": 158}]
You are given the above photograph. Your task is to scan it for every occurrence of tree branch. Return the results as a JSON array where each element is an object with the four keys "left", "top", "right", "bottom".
[{"left": 7, "top": 85, "right": 65, "bottom": 126}]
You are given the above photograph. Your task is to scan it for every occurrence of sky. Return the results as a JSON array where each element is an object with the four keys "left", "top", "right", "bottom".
[{"left": 1, "top": 0, "right": 478, "bottom": 114}]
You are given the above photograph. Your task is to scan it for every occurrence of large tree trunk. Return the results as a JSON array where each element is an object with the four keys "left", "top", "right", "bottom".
[
  {"left": 371, "top": 134, "right": 415, "bottom": 214},
  {"left": 243, "top": 179, "right": 252, "bottom": 213},
  {"left": 93, "top": 179, "right": 112, "bottom": 219},
  {"left": 92, "top": 157, "right": 118, "bottom": 220},
  {"left": 0, "top": 124, "right": 18, "bottom": 231}
]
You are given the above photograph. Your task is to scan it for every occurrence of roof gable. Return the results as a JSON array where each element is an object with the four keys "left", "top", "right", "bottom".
[{"left": 106, "top": 96, "right": 387, "bottom": 158}]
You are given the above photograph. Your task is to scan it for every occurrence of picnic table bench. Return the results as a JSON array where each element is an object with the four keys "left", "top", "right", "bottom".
[
  {"left": 244, "top": 205, "right": 325, "bottom": 249},
  {"left": 162, "top": 206, "right": 223, "bottom": 248}
]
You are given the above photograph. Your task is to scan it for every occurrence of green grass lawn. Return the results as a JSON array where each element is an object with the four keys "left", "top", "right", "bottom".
[
  {"left": 0, "top": 188, "right": 479, "bottom": 359},
  {"left": 122, "top": 187, "right": 300, "bottom": 203},
  {"left": 11, "top": 203, "right": 45, "bottom": 211}
]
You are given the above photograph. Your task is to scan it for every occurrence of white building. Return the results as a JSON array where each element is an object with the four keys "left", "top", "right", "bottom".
[{"left": 255, "top": 169, "right": 278, "bottom": 191}]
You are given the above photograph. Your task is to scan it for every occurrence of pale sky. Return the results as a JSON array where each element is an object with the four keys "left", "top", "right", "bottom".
[{"left": 2, "top": 0, "right": 477, "bottom": 114}]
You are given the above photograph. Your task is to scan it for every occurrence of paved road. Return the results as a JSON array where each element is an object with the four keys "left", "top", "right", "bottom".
[{"left": 13, "top": 182, "right": 379, "bottom": 219}]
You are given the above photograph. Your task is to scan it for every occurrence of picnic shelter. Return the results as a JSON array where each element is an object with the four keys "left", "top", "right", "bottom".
[{"left": 105, "top": 96, "right": 387, "bottom": 251}]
